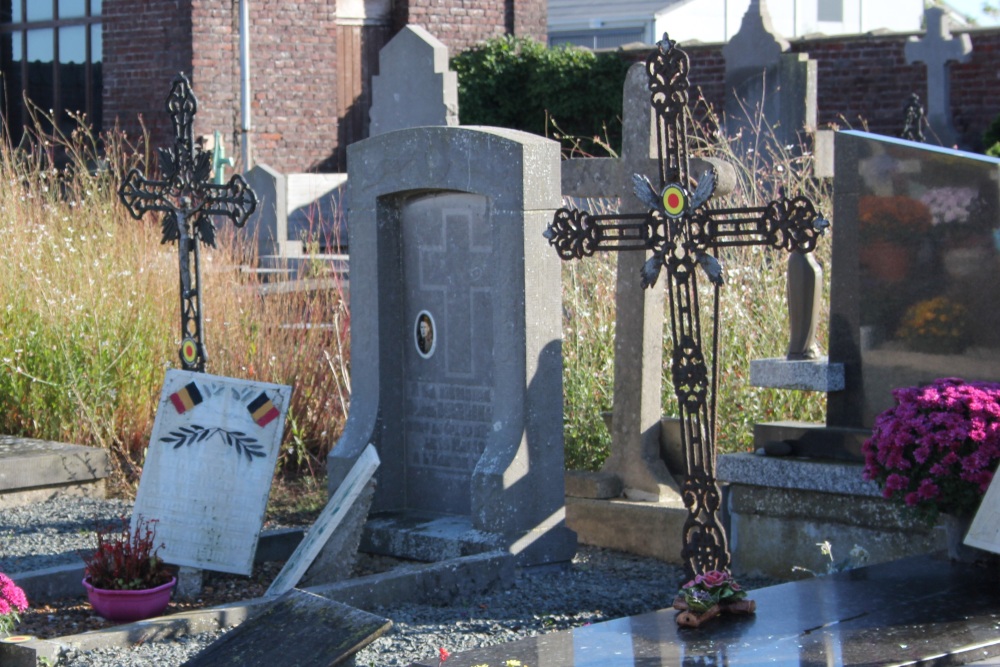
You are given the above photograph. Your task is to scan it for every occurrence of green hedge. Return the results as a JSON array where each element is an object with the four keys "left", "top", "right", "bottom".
[{"left": 451, "top": 37, "right": 631, "bottom": 157}]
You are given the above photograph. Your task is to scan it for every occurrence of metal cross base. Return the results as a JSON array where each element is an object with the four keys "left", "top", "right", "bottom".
[
  {"left": 118, "top": 74, "right": 257, "bottom": 372},
  {"left": 544, "top": 35, "right": 828, "bottom": 580}
]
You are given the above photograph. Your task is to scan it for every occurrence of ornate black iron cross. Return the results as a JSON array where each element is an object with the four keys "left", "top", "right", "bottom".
[
  {"left": 118, "top": 74, "right": 257, "bottom": 372},
  {"left": 544, "top": 36, "right": 828, "bottom": 579}
]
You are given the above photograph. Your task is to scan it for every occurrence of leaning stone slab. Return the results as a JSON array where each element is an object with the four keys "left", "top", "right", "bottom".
[
  {"left": 181, "top": 589, "right": 391, "bottom": 667},
  {"left": 265, "top": 444, "right": 379, "bottom": 597}
]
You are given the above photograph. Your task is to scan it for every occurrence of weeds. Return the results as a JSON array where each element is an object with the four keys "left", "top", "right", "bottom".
[
  {"left": 0, "top": 110, "right": 348, "bottom": 491},
  {"left": 559, "top": 99, "right": 831, "bottom": 469}
]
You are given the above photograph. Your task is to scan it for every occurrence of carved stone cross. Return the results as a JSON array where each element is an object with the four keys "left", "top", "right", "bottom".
[
  {"left": 119, "top": 73, "right": 257, "bottom": 372},
  {"left": 545, "top": 35, "right": 827, "bottom": 579},
  {"left": 904, "top": 7, "right": 971, "bottom": 147},
  {"left": 562, "top": 63, "right": 736, "bottom": 502}
]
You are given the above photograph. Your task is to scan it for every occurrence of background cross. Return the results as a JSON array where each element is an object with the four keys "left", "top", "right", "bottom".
[
  {"left": 904, "top": 7, "right": 971, "bottom": 147},
  {"left": 545, "top": 35, "right": 827, "bottom": 579},
  {"left": 118, "top": 73, "right": 257, "bottom": 372}
]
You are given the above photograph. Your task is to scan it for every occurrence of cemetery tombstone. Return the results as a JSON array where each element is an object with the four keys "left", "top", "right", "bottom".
[
  {"left": 904, "top": 7, "right": 971, "bottom": 148},
  {"left": 265, "top": 444, "right": 379, "bottom": 597},
  {"left": 327, "top": 124, "right": 576, "bottom": 566},
  {"left": 132, "top": 370, "right": 292, "bottom": 574},
  {"left": 368, "top": 25, "right": 458, "bottom": 136},
  {"left": 828, "top": 130, "right": 1000, "bottom": 429},
  {"left": 719, "top": 131, "right": 1000, "bottom": 578},
  {"left": 182, "top": 589, "right": 391, "bottom": 667},
  {"left": 722, "top": 0, "right": 817, "bottom": 151}
]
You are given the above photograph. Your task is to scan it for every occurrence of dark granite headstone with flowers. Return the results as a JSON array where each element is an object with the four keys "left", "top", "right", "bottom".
[{"left": 719, "top": 132, "right": 1000, "bottom": 578}]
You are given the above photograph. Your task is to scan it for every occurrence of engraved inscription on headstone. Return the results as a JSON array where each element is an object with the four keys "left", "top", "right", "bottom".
[
  {"left": 402, "top": 192, "right": 493, "bottom": 515},
  {"left": 133, "top": 369, "right": 291, "bottom": 575}
]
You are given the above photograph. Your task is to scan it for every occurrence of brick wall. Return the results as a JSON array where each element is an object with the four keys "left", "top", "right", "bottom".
[
  {"left": 676, "top": 27, "right": 1000, "bottom": 151},
  {"left": 190, "top": 0, "right": 340, "bottom": 173},
  {"left": 102, "top": 0, "right": 194, "bottom": 149},
  {"left": 394, "top": 0, "right": 546, "bottom": 52},
  {"left": 100, "top": 0, "right": 542, "bottom": 174}
]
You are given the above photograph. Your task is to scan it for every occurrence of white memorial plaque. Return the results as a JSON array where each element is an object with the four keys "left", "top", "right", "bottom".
[
  {"left": 965, "top": 474, "right": 1000, "bottom": 554},
  {"left": 133, "top": 369, "right": 291, "bottom": 575},
  {"left": 265, "top": 444, "right": 380, "bottom": 598}
]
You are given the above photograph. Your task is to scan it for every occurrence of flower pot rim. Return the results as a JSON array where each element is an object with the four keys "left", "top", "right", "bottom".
[{"left": 82, "top": 575, "right": 176, "bottom": 594}]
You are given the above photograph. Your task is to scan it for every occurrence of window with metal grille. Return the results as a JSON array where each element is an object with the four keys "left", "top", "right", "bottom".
[{"left": 0, "top": 0, "right": 102, "bottom": 147}]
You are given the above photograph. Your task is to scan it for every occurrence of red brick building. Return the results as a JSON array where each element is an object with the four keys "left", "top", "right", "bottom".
[{"left": 1, "top": 0, "right": 547, "bottom": 173}]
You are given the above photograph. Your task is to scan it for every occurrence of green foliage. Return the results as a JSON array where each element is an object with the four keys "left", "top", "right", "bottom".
[
  {"left": 451, "top": 36, "right": 630, "bottom": 157},
  {"left": 983, "top": 112, "right": 1000, "bottom": 156}
]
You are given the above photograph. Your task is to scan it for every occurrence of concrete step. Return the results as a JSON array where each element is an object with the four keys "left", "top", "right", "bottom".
[{"left": 0, "top": 436, "right": 110, "bottom": 509}]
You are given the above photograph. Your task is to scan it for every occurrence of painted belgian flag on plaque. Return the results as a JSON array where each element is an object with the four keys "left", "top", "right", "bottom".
[
  {"left": 169, "top": 381, "right": 203, "bottom": 414},
  {"left": 248, "top": 392, "right": 280, "bottom": 427}
]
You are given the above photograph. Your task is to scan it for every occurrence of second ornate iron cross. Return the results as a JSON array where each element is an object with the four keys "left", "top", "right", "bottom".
[
  {"left": 118, "top": 74, "right": 257, "bottom": 372},
  {"left": 544, "top": 35, "right": 828, "bottom": 579}
]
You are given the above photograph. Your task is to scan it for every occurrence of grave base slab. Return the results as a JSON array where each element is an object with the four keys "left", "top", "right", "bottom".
[
  {"left": 564, "top": 496, "right": 687, "bottom": 564},
  {"left": 0, "top": 436, "right": 110, "bottom": 508},
  {"left": 719, "top": 452, "right": 944, "bottom": 579}
]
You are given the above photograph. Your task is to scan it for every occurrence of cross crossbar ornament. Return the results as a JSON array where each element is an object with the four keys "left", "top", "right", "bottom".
[
  {"left": 544, "top": 35, "right": 828, "bottom": 579},
  {"left": 118, "top": 74, "right": 257, "bottom": 372}
]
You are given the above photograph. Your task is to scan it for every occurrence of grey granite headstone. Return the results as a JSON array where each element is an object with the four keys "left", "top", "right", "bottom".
[
  {"left": 244, "top": 164, "right": 289, "bottom": 260},
  {"left": 328, "top": 125, "right": 576, "bottom": 566},
  {"left": 904, "top": 7, "right": 972, "bottom": 148},
  {"left": 368, "top": 25, "right": 458, "bottom": 137},
  {"left": 244, "top": 165, "right": 348, "bottom": 261},
  {"left": 828, "top": 130, "right": 1000, "bottom": 429},
  {"left": 722, "top": 0, "right": 816, "bottom": 150}
]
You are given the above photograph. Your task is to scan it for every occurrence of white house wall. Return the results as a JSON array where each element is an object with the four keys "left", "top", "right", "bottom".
[{"left": 650, "top": 0, "right": 924, "bottom": 44}]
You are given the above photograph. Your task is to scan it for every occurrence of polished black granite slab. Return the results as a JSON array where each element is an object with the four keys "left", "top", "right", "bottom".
[{"left": 411, "top": 554, "right": 1000, "bottom": 666}]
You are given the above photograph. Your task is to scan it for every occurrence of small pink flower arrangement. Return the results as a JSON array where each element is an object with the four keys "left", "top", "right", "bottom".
[
  {"left": 0, "top": 572, "right": 29, "bottom": 635},
  {"left": 678, "top": 570, "right": 746, "bottom": 613},
  {"left": 862, "top": 377, "right": 1000, "bottom": 522}
]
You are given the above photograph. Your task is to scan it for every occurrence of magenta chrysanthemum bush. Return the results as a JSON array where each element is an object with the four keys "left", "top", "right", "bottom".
[
  {"left": 0, "top": 572, "right": 28, "bottom": 635},
  {"left": 862, "top": 377, "right": 1000, "bottom": 521}
]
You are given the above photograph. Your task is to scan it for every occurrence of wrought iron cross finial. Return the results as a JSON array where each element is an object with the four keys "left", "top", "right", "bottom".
[
  {"left": 901, "top": 93, "right": 926, "bottom": 143},
  {"left": 544, "top": 34, "right": 828, "bottom": 580},
  {"left": 118, "top": 73, "right": 257, "bottom": 372}
]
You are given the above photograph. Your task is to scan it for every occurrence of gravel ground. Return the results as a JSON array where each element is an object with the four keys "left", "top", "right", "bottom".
[{"left": 2, "top": 497, "right": 782, "bottom": 667}]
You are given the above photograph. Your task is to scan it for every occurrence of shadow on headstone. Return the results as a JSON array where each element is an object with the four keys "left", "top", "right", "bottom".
[{"left": 180, "top": 589, "right": 391, "bottom": 667}]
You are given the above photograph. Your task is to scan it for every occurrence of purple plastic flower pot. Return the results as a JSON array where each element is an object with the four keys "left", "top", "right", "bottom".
[{"left": 82, "top": 577, "right": 176, "bottom": 622}]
